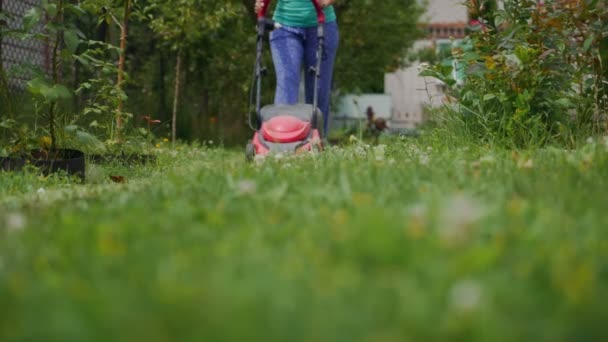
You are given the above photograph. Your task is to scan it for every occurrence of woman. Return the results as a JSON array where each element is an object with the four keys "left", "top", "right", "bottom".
[{"left": 255, "top": 0, "right": 339, "bottom": 135}]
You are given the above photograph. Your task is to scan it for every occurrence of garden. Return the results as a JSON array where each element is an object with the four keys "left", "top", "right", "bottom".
[{"left": 1, "top": 0, "right": 608, "bottom": 341}]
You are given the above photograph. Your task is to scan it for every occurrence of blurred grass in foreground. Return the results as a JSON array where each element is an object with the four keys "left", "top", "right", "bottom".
[{"left": 1, "top": 135, "right": 608, "bottom": 341}]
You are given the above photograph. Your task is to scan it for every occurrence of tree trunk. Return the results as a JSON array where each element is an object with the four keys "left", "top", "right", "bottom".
[
  {"left": 172, "top": 49, "right": 183, "bottom": 144},
  {"left": 158, "top": 51, "right": 168, "bottom": 122},
  {"left": 116, "top": 0, "right": 131, "bottom": 138},
  {"left": 49, "top": 0, "right": 65, "bottom": 151}
]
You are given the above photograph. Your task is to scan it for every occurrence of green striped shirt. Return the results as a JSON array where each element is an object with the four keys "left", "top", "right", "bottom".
[{"left": 273, "top": 0, "right": 337, "bottom": 28}]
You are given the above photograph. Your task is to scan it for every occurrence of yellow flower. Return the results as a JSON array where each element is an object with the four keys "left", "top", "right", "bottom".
[
  {"left": 156, "top": 143, "right": 161, "bottom": 148},
  {"left": 163, "top": 138, "right": 169, "bottom": 143},
  {"left": 39, "top": 136, "right": 52, "bottom": 149},
  {"left": 484, "top": 56, "right": 497, "bottom": 70}
]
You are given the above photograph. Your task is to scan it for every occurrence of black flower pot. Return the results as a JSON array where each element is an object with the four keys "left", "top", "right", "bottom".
[
  {"left": 31, "top": 149, "right": 86, "bottom": 182},
  {"left": 0, "top": 156, "right": 26, "bottom": 172}
]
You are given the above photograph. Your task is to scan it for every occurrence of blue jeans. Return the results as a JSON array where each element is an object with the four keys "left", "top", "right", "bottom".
[{"left": 270, "top": 22, "right": 339, "bottom": 135}]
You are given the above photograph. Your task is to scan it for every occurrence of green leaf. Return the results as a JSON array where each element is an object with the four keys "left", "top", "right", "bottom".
[
  {"left": 64, "top": 4, "right": 86, "bottom": 16},
  {"left": 64, "top": 125, "right": 78, "bottom": 133},
  {"left": 64, "top": 30, "right": 80, "bottom": 54},
  {"left": 0, "top": 119, "right": 17, "bottom": 129},
  {"left": 22, "top": 8, "right": 42, "bottom": 31},
  {"left": 583, "top": 35, "right": 594, "bottom": 53},
  {"left": 76, "top": 130, "right": 107, "bottom": 153},
  {"left": 74, "top": 55, "right": 90, "bottom": 67},
  {"left": 44, "top": 3, "right": 58, "bottom": 17},
  {"left": 555, "top": 98, "right": 573, "bottom": 107},
  {"left": 47, "top": 84, "right": 73, "bottom": 101},
  {"left": 26, "top": 77, "right": 52, "bottom": 97},
  {"left": 483, "top": 94, "right": 496, "bottom": 101}
]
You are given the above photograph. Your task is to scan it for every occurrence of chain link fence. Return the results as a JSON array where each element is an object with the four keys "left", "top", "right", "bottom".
[{"left": 0, "top": 0, "right": 49, "bottom": 90}]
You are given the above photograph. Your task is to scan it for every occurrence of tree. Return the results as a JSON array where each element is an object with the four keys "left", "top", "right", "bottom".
[
  {"left": 333, "top": 0, "right": 424, "bottom": 93},
  {"left": 143, "top": 0, "right": 240, "bottom": 144}
]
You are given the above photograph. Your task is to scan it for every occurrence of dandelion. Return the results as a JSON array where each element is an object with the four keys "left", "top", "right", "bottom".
[
  {"left": 5, "top": 212, "right": 26, "bottom": 232},
  {"left": 449, "top": 279, "right": 483, "bottom": 313}
]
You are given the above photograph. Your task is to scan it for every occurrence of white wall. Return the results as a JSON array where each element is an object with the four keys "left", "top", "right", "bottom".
[
  {"left": 383, "top": 0, "right": 468, "bottom": 128},
  {"left": 422, "top": 0, "right": 469, "bottom": 24},
  {"left": 385, "top": 61, "right": 447, "bottom": 129}
]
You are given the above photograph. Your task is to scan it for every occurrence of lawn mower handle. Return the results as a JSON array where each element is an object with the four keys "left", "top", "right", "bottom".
[{"left": 257, "top": 0, "right": 326, "bottom": 24}]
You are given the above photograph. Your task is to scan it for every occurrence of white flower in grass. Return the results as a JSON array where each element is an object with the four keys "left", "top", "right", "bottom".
[
  {"left": 374, "top": 144, "right": 386, "bottom": 161},
  {"left": 419, "top": 154, "right": 430, "bottom": 165},
  {"left": 236, "top": 179, "right": 257, "bottom": 195},
  {"left": 450, "top": 279, "right": 483, "bottom": 312},
  {"left": 518, "top": 159, "right": 534, "bottom": 169},
  {"left": 438, "top": 194, "right": 485, "bottom": 244},
  {"left": 586, "top": 137, "right": 594, "bottom": 144},
  {"left": 479, "top": 155, "right": 495, "bottom": 164},
  {"left": 37, "top": 188, "right": 46, "bottom": 195},
  {"left": 417, "top": 62, "right": 430, "bottom": 72},
  {"left": 409, "top": 203, "right": 427, "bottom": 220},
  {"left": 354, "top": 145, "right": 367, "bottom": 157},
  {"left": 5, "top": 212, "right": 26, "bottom": 232},
  {"left": 254, "top": 154, "right": 266, "bottom": 165}
]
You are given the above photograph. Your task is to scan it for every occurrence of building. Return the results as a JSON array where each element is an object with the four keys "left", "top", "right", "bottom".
[
  {"left": 333, "top": 0, "right": 470, "bottom": 131},
  {"left": 384, "top": 0, "right": 470, "bottom": 129}
]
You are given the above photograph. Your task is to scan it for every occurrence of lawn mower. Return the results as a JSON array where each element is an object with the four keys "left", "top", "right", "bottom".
[{"left": 246, "top": 0, "right": 327, "bottom": 160}]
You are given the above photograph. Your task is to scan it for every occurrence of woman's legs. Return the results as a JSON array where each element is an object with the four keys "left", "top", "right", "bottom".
[
  {"left": 270, "top": 27, "right": 305, "bottom": 105},
  {"left": 270, "top": 22, "right": 340, "bottom": 135},
  {"left": 304, "top": 22, "right": 339, "bottom": 135}
]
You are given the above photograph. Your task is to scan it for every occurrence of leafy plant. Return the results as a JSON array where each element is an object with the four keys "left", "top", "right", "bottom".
[
  {"left": 421, "top": 0, "right": 608, "bottom": 147},
  {"left": 75, "top": 40, "right": 127, "bottom": 142}
]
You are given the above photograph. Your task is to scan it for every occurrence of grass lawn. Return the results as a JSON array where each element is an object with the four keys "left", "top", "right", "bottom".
[{"left": 1, "top": 134, "right": 608, "bottom": 341}]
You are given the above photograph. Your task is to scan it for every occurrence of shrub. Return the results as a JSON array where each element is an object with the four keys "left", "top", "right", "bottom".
[{"left": 422, "top": 0, "right": 608, "bottom": 147}]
